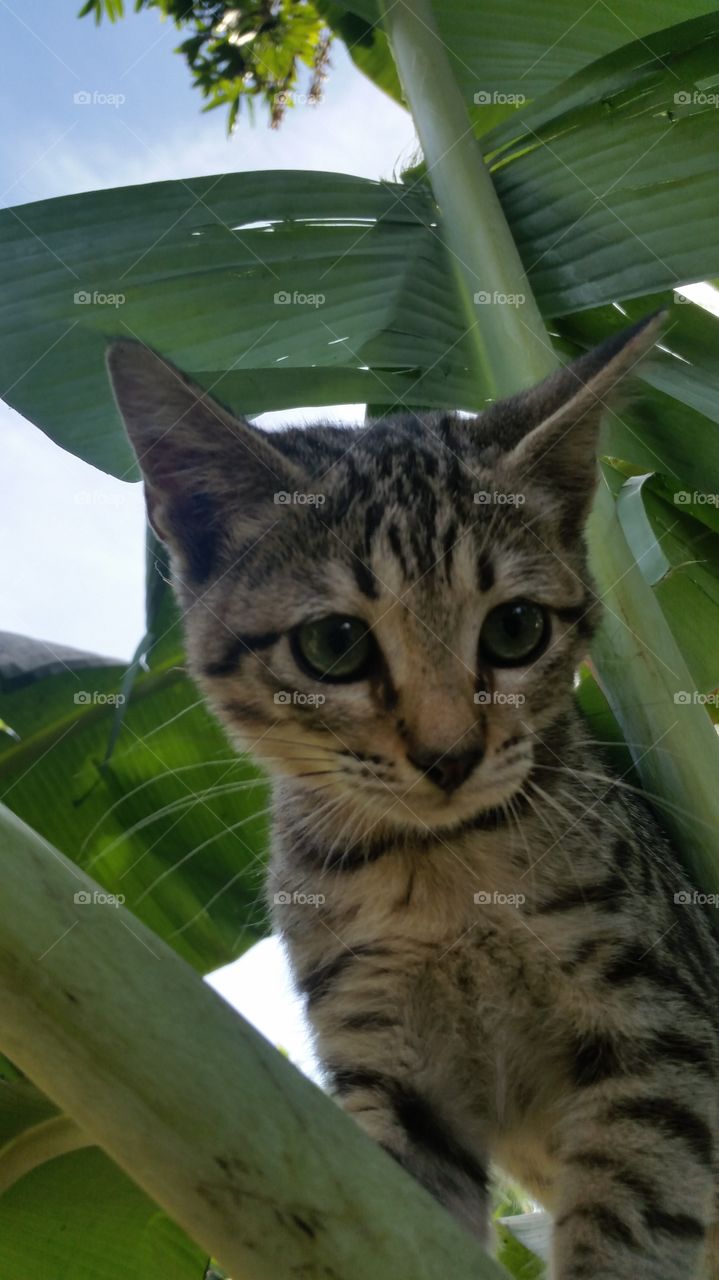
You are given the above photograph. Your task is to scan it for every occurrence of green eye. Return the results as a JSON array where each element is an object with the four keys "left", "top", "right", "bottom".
[
  {"left": 292, "top": 615, "right": 375, "bottom": 681},
  {"left": 480, "top": 599, "right": 549, "bottom": 667}
]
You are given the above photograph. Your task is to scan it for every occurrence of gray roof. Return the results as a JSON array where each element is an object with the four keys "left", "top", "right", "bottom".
[{"left": 0, "top": 631, "right": 121, "bottom": 692}]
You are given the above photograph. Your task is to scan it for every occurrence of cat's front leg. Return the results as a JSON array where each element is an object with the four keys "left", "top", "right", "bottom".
[
  {"left": 325, "top": 1055, "right": 491, "bottom": 1241},
  {"left": 552, "top": 1086, "right": 715, "bottom": 1279},
  {"left": 295, "top": 939, "right": 492, "bottom": 1242}
]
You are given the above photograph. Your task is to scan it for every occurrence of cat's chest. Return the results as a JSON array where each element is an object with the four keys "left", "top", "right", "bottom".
[{"left": 275, "top": 842, "right": 563, "bottom": 1006}]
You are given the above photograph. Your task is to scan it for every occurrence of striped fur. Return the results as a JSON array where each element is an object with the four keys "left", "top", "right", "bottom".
[{"left": 108, "top": 312, "right": 719, "bottom": 1278}]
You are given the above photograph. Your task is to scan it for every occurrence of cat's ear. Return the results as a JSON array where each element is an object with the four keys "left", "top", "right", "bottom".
[
  {"left": 499, "top": 310, "right": 666, "bottom": 525},
  {"left": 107, "top": 341, "right": 307, "bottom": 580}
]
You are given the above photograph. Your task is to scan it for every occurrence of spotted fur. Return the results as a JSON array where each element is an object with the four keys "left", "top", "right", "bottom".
[{"left": 108, "top": 311, "right": 719, "bottom": 1279}]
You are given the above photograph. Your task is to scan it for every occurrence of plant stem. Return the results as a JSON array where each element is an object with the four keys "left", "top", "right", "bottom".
[
  {"left": 0, "top": 1116, "right": 91, "bottom": 1195},
  {"left": 380, "top": 0, "right": 553, "bottom": 399},
  {"left": 0, "top": 805, "right": 506, "bottom": 1280},
  {"left": 587, "top": 480, "right": 719, "bottom": 883}
]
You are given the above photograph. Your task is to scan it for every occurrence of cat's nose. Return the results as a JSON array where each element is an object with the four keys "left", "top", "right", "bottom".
[{"left": 407, "top": 745, "right": 484, "bottom": 793}]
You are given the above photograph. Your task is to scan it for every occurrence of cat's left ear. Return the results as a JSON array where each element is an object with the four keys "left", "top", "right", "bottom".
[
  {"left": 499, "top": 309, "right": 666, "bottom": 523},
  {"left": 107, "top": 340, "right": 309, "bottom": 581}
]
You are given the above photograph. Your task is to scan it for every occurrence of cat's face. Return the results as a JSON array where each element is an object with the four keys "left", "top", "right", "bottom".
[
  {"left": 108, "top": 314, "right": 662, "bottom": 841},
  {"left": 155, "top": 423, "right": 596, "bottom": 837}
]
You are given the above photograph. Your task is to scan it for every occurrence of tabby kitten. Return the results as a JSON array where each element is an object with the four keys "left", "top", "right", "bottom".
[{"left": 108, "top": 311, "right": 719, "bottom": 1280}]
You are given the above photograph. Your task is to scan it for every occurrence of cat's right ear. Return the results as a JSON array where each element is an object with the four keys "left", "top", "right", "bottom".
[{"left": 106, "top": 341, "right": 306, "bottom": 580}]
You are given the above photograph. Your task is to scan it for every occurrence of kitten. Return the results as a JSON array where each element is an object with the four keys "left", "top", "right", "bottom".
[{"left": 108, "top": 311, "right": 719, "bottom": 1280}]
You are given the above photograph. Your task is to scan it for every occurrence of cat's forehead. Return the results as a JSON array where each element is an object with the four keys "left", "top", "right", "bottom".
[
  {"left": 312, "top": 416, "right": 533, "bottom": 540},
  {"left": 275, "top": 413, "right": 500, "bottom": 527},
  {"left": 230, "top": 414, "right": 577, "bottom": 608},
  {"left": 279, "top": 412, "right": 486, "bottom": 491}
]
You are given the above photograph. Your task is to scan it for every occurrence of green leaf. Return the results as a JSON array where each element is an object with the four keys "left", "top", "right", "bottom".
[
  {"left": 0, "top": 1078, "right": 57, "bottom": 1149},
  {"left": 557, "top": 294, "right": 719, "bottom": 501},
  {"left": 0, "top": 172, "right": 480, "bottom": 476},
  {"left": 616, "top": 473, "right": 673, "bottom": 587},
  {"left": 333, "top": 0, "right": 712, "bottom": 101},
  {"left": 495, "top": 1226, "right": 545, "bottom": 1279},
  {"left": 317, "top": 1, "right": 404, "bottom": 105},
  {"left": 613, "top": 470, "right": 719, "bottom": 700},
  {"left": 483, "top": 13, "right": 719, "bottom": 315},
  {"left": 7, "top": 16, "right": 719, "bottom": 473},
  {"left": 575, "top": 665, "right": 635, "bottom": 778},
  {"left": 0, "top": 1148, "right": 206, "bottom": 1279},
  {"left": 493, "top": 1187, "right": 548, "bottom": 1276},
  {"left": 0, "top": 615, "right": 269, "bottom": 973}
]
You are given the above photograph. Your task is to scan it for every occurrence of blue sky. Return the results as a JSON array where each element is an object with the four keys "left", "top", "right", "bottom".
[
  {"left": 0, "top": 1, "right": 415, "bottom": 1060},
  {"left": 0, "top": 1, "right": 415, "bottom": 204}
]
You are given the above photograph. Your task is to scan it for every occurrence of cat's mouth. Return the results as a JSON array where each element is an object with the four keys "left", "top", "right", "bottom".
[
  {"left": 371, "top": 765, "right": 532, "bottom": 835},
  {"left": 269, "top": 744, "right": 533, "bottom": 841}
]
